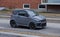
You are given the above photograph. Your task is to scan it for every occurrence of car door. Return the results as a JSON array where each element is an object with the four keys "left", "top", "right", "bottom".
[
  {"left": 17, "top": 10, "right": 28, "bottom": 26},
  {"left": 22, "top": 11, "right": 30, "bottom": 26}
]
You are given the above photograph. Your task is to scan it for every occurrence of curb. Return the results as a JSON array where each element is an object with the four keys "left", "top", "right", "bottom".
[
  {"left": 40, "top": 13, "right": 60, "bottom": 17},
  {"left": 47, "top": 18, "right": 60, "bottom": 20}
]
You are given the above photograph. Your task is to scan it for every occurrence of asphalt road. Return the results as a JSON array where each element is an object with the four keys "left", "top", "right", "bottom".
[
  {"left": 0, "top": 18, "right": 60, "bottom": 36},
  {"left": 0, "top": 34, "right": 21, "bottom": 37}
]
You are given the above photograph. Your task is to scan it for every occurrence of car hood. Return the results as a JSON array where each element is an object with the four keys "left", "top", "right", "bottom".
[{"left": 33, "top": 15, "right": 46, "bottom": 20}]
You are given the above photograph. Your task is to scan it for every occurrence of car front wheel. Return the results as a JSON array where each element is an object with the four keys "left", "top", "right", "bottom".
[{"left": 29, "top": 23, "right": 36, "bottom": 30}]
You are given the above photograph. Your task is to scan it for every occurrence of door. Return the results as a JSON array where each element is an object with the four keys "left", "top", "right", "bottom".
[{"left": 17, "top": 10, "right": 29, "bottom": 26}]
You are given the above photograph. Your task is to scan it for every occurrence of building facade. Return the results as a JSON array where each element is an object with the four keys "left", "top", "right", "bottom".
[
  {"left": 0, "top": 0, "right": 40, "bottom": 9},
  {"left": 1, "top": 0, "right": 60, "bottom": 12},
  {"left": 42, "top": 0, "right": 60, "bottom": 12},
  {"left": 0, "top": 0, "right": 47, "bottom": 12}
]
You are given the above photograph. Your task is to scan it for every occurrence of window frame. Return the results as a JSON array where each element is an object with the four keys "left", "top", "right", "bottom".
[
  {"left": 23, "top": 4, "right": 30, "bottom": 9},
  {"left": 41, "top": 0, "right": 48, "bottom": 4},
  {"left": 38, "top": 4, "right": 46, "bottom": 9}
]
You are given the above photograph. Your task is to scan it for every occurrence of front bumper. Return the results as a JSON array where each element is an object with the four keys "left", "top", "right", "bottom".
[{"left": 35, "top": 22, "right": 47, "bottom": 28}]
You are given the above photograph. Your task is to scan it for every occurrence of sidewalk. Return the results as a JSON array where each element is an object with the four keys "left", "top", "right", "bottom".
[
  {"left": 47, "top": 18, "right": 60, "bottom": 20},
  {"left": 0, "top": 13, "right": 60, "bottom": 20},
  {"left": 40, "top": 13, "right": 60, "bottom": 18}
]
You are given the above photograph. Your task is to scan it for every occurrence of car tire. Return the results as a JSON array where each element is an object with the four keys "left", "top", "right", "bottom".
[
  {"left": 29, "top": 23, "right": 36, "bottom": 30},
  {"left": 42, "top": 26, "right": 46, "bottom": 29},
  {"left": 42, "top": 23, "right": 47, "bottom": 29},
  {"left": 10, "top": 20, "right": 17, "bottom": 28}
]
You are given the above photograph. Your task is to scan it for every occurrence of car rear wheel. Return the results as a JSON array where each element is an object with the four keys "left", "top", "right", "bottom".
[
  {"left": 29, "top": 23, "right": 36, "bottom": 30},
  {"left": 10, "top": 21, "right": 17, "bottom": 28}
]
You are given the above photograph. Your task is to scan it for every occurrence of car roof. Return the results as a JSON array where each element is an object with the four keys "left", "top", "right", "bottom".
[{"left": 12, "top": 9, "right": 34, "bottom": 11}]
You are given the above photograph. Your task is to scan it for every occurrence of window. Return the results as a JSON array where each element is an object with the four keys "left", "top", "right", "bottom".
[
  {"left": 38, "top": 5, "right": 45, "bottom": 8},
  {"left": 48, "top": 0, "right": 60, "bottom": 3},
  {"left": 23, "top": 4, "right": 30, "bottom": 9},
  {"left": 42, "top": 0, "right": 48, "bottom": 3},
  {"left": 18, "top": 13, "right": 26, "bottom": 16},
  {"left": 42, "top": 0, "right": 60, "bottom": 3},
  {"left": 18, "top": 11, "right": 27, "bottom": 16}
]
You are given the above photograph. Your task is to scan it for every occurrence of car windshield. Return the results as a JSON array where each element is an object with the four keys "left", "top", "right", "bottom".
[{"left": 27, "top": 10, "right": 39, "bottom": 17}]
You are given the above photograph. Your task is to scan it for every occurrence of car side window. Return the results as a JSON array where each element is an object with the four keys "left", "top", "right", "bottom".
[
  {"left": 18, "top": 11, "right": 27, "bottom": 17},
  {"left": 18, "top": 13, "right": 26, "bottom": 16}
]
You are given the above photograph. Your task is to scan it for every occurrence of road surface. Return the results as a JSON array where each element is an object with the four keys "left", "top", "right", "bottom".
[{"left": 0, "top": 18, "right": 60, "bottom": 37}]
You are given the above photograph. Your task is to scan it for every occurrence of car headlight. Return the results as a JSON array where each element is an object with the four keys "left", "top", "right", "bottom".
[
  {"left": 34, "top": 18, "right": 40, "bottom": 22},
  {"left": 40, "top": 19, "right": 46, "bottom": 22}
]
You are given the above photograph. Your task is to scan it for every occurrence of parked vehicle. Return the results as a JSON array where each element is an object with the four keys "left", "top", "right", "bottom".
[
  {"left": 10, "top": 9, "right": 47, "bottom": 29},
  {"left": 0, "top": 7, "right": 6, "bottom": 10}
]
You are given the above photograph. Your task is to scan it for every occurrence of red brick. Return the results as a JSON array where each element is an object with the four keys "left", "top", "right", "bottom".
[{"left": 0, "top": 0, "right": 41, "bottom": 9}]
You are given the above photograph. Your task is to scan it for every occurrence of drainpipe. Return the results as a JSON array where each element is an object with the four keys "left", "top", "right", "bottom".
[{"left": 46, "top": 4, "right": 48, "bottom": 12}]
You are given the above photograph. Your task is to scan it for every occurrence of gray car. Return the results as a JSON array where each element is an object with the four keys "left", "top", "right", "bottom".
[{"left": 10, "top": 9, "right": 47, "bottom": 29}]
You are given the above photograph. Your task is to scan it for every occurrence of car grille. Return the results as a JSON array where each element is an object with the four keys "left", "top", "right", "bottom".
[
  {"left": 41, "top": 19, "right": 46, "bottom": 22},
  {"left": 42, "top": 23, "right": 46, "bottom": 26},
  {"left": 37, "top": 19, "right": 46, "bottom": 26},
  {"left": 37, "top": 23, "right": 46, "bottom": 26}
]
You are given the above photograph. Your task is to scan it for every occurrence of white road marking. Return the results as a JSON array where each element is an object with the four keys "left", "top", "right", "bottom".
[
  {"left": 0, "top": 27, "right": 5, "bottom": 28},
  {"left": 47, "top": 23, "right": 60, "bottom": 28},
  {"left": 0, "top": 31, "right": 41, "bottom": 37},
  {"left": 0, "top": 23, "right": 60, "bottom": 35}
]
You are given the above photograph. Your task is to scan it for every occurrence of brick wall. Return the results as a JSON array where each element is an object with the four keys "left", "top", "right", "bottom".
[{"left": 0, "top": 0, "right": 41, "bottom": 9}]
